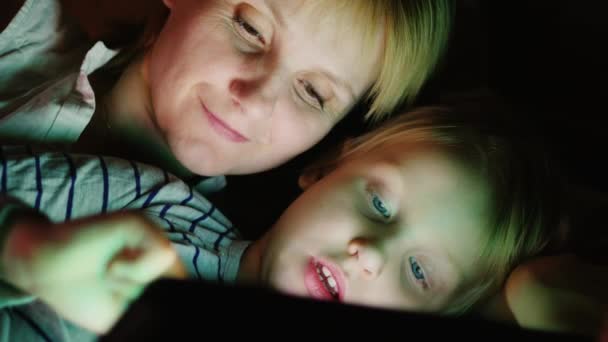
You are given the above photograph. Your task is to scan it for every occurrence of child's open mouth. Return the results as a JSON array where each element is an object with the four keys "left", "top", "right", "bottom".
[{"left": 304, "top": 257, "right": 344, "bottom": 302}]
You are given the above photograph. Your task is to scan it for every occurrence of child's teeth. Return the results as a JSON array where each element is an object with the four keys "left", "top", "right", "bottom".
[{"left": 315, "top": 262, "right": 339, "bottom": 298}]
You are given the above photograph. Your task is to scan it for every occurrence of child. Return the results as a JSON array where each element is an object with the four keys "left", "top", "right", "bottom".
[
  {"left": 0, "top": 0, "right": 452, "bottom": 178},
  {"left": 0, "top": 100, "right": 561, "bottom": 337}
]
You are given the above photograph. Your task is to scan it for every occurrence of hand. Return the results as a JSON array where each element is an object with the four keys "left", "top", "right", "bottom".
[{"left": 2, "top": 212, "right": 185, "bottom": 333}]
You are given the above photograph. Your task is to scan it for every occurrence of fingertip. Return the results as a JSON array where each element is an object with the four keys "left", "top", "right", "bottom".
[{"left": 162, "top": 254, "right": 187, "bottom": 279}]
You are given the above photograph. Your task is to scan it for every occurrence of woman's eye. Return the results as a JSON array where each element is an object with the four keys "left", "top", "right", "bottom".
[
  {"left": 233, "top": 13, "right": 265, "bottom": 46},
  {"left": 370, "top": 193, "right": 391, "bottom": 220},
  {"left": 409, "top": 256, "right": 426, "bottom": 283},
  {"left": 297, "top": 80, "right": 325, "bottom": 109}
]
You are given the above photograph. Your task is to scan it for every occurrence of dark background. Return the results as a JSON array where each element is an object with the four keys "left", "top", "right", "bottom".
[{"left": 211, "top": 0, "right": 608, "bottom": 240}]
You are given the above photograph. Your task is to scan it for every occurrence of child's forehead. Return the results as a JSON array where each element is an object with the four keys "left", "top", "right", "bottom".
[{"left": 343, "top": 142, "right": 488, "bottom": 202}]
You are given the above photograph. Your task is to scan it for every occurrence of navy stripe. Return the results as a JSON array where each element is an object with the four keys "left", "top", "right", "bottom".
[
  {"left": 162, "top": 217, "right": 191, "bottom": 242},
  {"left": 62, "top": 153, "right": 76, "bottom": 220},
  {"left": 25, "top": 147, "right": 42, "bottom": 209},
  {"left": 160, "top": 219, "right": 202, "bottom": 279},
  {"left": 142, "top": 170, "right": 170, "bottom": 208},
  {"left": 160, "top": 187, "right": 193, "bottom": 218},
  {"left": 192, "top": 246, "right": 202, "bottom": 280},
  {"left": 159, "top": 203, "right": 172, "bottom": 218},
  {"left": 188, "top": 205, "right": 215, "bottom": 233},
  {"left": 159, "top": 187, "right": 193, "bottom": 218},
  {"left": 214, "top": 225, "right": 236, "bottom": 252},
  {"left": 181, "top": 230, "right": 192, "bottom": 244},
  {"left": 34, "top": 155, "right": 42, "bottom": 210},
  {"left": 216, "top": 254, "right": 223, "bottom": 284},
  {"left": 179, "top": 237, "right": 202, "bottom": 279},
  {"left": 159, "top": 182, "right": 192, "bottom": 217},
  {"left": 0, "top": 148, "right": 6, "bottom": 194},
  {"left": 180, "top": 186, "right": 194, "bottom": 205},
  {"left": 161, "top": 218, "right": 177, "bottom": 233},
  {"left": 142, "top": 188, "right": 160, "bottom": 208},
  {"left": 166, "top": 225, "right": 202, "bottom": 279},
  {"left": 12, "top": 309, "right": 54, "bottom": 342},
  {"left": 98, "top": 156, "right": 109, "bottom": 213},
  {"left": 129, "top": 160, "right": 141, "bottom": 199}
]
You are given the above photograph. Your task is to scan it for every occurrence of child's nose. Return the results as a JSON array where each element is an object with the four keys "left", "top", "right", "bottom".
[{"left": 346, "top": 238, "right": 385, "bottom": 280}]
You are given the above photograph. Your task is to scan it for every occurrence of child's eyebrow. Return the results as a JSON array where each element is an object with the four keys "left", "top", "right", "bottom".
[{"left": 434, "top": 249, "right": 466, "bottom": 293}]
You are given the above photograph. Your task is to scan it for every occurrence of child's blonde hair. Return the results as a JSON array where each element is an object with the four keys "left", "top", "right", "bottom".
[{"left": 306, "top": 94, "right": 563, "bottom": 314}]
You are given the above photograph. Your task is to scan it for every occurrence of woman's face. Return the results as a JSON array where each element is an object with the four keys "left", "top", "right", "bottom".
[{"left": 145, "top": 0, "right": 383, "bottom": 175}]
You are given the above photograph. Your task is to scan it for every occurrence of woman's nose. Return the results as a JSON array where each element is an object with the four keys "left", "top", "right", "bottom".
[
  {"left": 346, "top": 238, "right": 385, "bottom": 280},
  {"left": 228, "top": 70, "right": 281, "bottom": 115},
  {"left": 228, "top": 78, "right": 276, "bottom": 143}
]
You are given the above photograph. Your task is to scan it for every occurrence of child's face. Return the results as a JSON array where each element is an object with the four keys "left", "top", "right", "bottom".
[
  {"left": 145, "top": 0, "right": 383, "bottom": 175},
  {"left": 258, "top": 144, "right": 491, "bottom": 312}
]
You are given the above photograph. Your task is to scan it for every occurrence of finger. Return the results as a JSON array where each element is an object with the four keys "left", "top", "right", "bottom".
[
  {"left": 106, "top": 244, "right": 178, "bottom": 284},
  {"left": 43, "top": 284, "right": 129, "bottom": 335},
  {"left": 161, "top": 257, "right": 188, "bottom": 279},
  {"left": 110, "top": 213, "right": 184, "bottom": 282},
  {"left": 90, "top": 292, "right": 133, "bottom": 334},
  {"left": 106, "top": 275, "right": 146, "bottom": 302},
  {"left": 60, "top": 212, "right": 181, "bottom": 282}
]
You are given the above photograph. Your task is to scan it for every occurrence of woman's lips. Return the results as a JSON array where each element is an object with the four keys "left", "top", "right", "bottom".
[{"left": 201, "top": 101, "right": 249, "bottom": 143}]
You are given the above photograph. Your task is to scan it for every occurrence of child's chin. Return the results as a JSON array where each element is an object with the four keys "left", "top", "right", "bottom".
[
  {"left": 272, "top": 281, "right": 305, "bottom": 299},
  {"left": 285, "top": 291, "right": 309, "bottom": 301}
]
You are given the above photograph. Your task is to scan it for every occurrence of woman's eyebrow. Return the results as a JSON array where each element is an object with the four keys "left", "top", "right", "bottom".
[
  {"left": 320, "top": 69, "right": 356, "bottom": 103},
  {"left": 264, "top": 0, "right": 285, "bottom": 27}
]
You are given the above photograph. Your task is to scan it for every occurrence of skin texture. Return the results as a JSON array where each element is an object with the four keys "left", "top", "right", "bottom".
[
  {"left": 101, "top": 0, "right": 383, "bottom": 176},
  {"left": 240, "top": 144, "right": 492, "bottom": 312},
  {"left": 2, "top": 212, "right": 184, "bottom": 333}
]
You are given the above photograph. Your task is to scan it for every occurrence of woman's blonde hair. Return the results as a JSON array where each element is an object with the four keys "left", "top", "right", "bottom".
[
  {"left": 306, "top": 95, "right": 563, "bottom": 314},
  {"left": 132, "top": 0, "right": 452, "bottom": 122},
  {"left": 309, "top": 1, "right": 452, "bottom": 122}
]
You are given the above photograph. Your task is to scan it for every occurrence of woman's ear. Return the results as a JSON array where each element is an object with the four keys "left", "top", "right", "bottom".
[
  {"left": 298, "top": 138, "right": 354, "bottom": 190},
  {"left": 298, "top": 168, "right": 324, "bottom": 190},
  {"left": 163, "top": 0, "right": 175, "bottom": 9}
]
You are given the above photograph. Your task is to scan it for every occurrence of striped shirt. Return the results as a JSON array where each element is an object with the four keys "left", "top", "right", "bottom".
[
  {"left": 0, "top": 146, "right": 251, "bottom": 284},
  {"left": 0, "top": 146, "right": 252, "bottom": 341},
  {"left": 1, "top": 1, "right": 244, "bottom": 339}
]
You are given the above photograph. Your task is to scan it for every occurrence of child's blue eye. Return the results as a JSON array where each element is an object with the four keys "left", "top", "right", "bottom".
[
  {"left": 371, "top": 194, "right": 391, "bottom": 219},
  {"left": 409, "top": 256, "right": 426, "bottom": 281}
]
